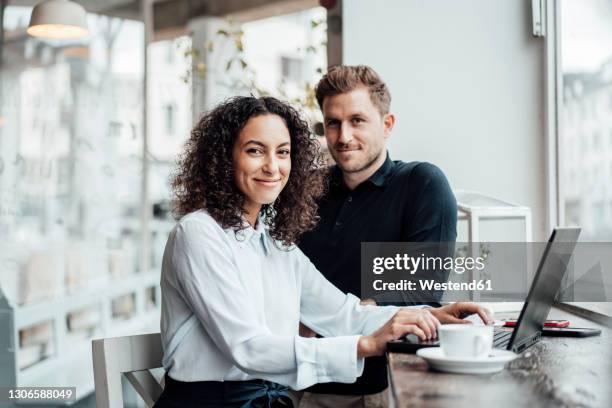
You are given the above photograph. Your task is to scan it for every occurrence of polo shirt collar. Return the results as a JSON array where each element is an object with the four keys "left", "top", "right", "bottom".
[
  {"left": 367, "top": 153, "right": 394, "bottom": 187},
  {"left": 330, "top": 151, "right": 395, "bottom": 189}
]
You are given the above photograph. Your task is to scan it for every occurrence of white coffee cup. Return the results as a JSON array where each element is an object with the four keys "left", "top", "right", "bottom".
[{"left": 438, "top": 324, "right": 493, "bottom": 359}]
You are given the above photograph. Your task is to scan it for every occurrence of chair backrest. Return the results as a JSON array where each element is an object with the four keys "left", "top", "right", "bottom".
[{"left": 92, "top": 332, "right": 164, "bottom": 408}]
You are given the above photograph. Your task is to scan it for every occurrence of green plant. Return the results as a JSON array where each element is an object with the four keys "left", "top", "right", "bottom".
[{"left": 181, "top": 16, "right": 327, "bottom": 130}]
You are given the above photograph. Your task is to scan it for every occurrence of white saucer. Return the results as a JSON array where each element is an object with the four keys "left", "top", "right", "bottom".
[{"left": 416, "top": 347, "right": 517, "bottom": 374}]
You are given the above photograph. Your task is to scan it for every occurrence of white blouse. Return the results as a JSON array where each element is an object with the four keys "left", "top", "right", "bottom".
[{"left": 159, "top": 210, "right": 401, "bottom": 390}]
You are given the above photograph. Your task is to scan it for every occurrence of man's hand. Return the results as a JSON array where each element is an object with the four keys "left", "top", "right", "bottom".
[
  {"left": 429, "top": 302, "right": 493, "bottom": 325},
  {"left": 357, "top": 308, "right": 440, "bottom": 358}
]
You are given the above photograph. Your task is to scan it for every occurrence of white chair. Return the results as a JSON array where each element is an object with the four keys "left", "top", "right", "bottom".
[{"left": 92, "top": 333, "right": 165, "bottom": 408}]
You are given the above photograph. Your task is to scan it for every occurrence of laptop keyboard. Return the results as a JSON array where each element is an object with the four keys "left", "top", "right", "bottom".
[{"left": 493, "top": 327, "right": 513, "bottom": 349}]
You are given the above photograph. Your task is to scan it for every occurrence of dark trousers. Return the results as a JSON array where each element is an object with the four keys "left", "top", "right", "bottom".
[{"left": 153, "top": 374, "right": 294, "bottom": 408}]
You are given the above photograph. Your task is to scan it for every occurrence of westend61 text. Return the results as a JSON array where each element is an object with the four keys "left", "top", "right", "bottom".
[{"left": 373, "top": 279, "right": 493, "bottom": 291}]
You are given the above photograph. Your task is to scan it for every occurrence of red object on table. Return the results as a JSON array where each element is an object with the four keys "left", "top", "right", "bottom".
[
  {"left": 504, "top": 319, "right": 570, "bottom": 328},
  {"left": 319, "top": 0, "right": 337, "bottom": 10}
]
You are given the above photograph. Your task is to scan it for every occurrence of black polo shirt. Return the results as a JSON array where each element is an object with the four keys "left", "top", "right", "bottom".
[{"left": 298, "top": 154, "right": 457, "bottom": 395}]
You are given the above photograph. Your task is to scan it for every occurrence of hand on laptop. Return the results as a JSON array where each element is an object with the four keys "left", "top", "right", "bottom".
[
  {"left": 358, "top": 308, "right": 441, "bottom": 357},
  {"left": 429, "top": 302, "right": 494, "bottom": 325}
]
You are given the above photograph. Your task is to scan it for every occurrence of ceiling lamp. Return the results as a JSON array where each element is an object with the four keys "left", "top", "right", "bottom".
[{"left": 27, "top": 0, "right": 89, "bottom": 40}]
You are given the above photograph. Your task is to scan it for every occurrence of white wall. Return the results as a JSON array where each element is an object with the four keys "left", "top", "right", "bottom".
[{"left": 341, "top": 0, "right": 547, "bottom": 240}]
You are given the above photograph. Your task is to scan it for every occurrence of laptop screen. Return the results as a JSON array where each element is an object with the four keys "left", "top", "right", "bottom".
[{"left": 509, "top": 227, "right": 581, "bottom": 352}]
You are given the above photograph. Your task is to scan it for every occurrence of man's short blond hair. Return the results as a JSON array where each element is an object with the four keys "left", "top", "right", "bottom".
[{"left": 315, "top": 65, "right": 391, "bottom": 115}]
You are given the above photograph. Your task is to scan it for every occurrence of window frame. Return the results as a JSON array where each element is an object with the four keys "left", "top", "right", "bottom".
[{"left": 545, "top": 0, "right": 562, "bottom": 234}]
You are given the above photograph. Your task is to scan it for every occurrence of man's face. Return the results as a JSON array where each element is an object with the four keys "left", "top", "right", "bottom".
[{"left": 322, "top": 87, "right": 393, "bottom": 174}]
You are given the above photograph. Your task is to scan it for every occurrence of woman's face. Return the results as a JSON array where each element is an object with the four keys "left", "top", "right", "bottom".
[{"left": 232, "top": 114, "right": 291, "bottom": 219}]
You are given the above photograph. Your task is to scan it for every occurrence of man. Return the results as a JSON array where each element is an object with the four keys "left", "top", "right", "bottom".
[{"left": 296, "top": 65, "right": 491, "bottom": 407}]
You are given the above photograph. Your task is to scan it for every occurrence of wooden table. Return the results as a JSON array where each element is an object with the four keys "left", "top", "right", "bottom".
[{"left": 388, "top": 307, "right": 612, "bottom": 408}]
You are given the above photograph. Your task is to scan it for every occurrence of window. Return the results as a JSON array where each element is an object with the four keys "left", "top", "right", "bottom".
[
  {"left": 593, "top": 131, "right": 601, "bottom": 151},
  {"left": 0, "top": 7, "right": 144, "bottom": 303},
  {"left": 559, "top": 0, "right": 612, "bottom": 241},
  {"left": 164, "top": 104, "right": 175, "bottom": 136},
  {"left": 281, "top": 56, "right": 303, "bottom": 83},
  {"left": 166, "top": 42, "right": 174, "bottom": 64},
  {"left": 147, "top": 36, "right": 192, "bottom": 269},
  {"left": 557, "top": 0, "right": 612, "bottom": 317}
]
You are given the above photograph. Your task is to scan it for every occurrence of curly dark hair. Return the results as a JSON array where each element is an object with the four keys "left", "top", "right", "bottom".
[{"left": 171, "top": 96, "right": 326, "bottom": 246}]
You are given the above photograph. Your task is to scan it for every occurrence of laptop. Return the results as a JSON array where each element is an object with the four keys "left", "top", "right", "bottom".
[{"left": 387, "top": 227, "right": 581, "bottom": 354}]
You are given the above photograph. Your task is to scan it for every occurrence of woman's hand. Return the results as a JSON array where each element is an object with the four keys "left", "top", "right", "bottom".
[
  {"left": 298, "top": 322, "right": 318, "bottom": 338},
  {"left": 357, "top": 308, "right": 440, "bottom": 358},
  {"left": 428, "top": 302, "right": 493, "bottom": 325}
]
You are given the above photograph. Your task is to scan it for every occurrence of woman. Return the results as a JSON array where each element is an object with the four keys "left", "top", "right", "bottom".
[{"left": 154, "top": 96, "right": 442, "bottom": 408}]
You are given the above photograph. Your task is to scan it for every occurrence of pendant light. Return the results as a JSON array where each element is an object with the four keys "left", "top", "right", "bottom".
[{"left": 27, "top": 0, "right": 88, "bottom": 40}]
